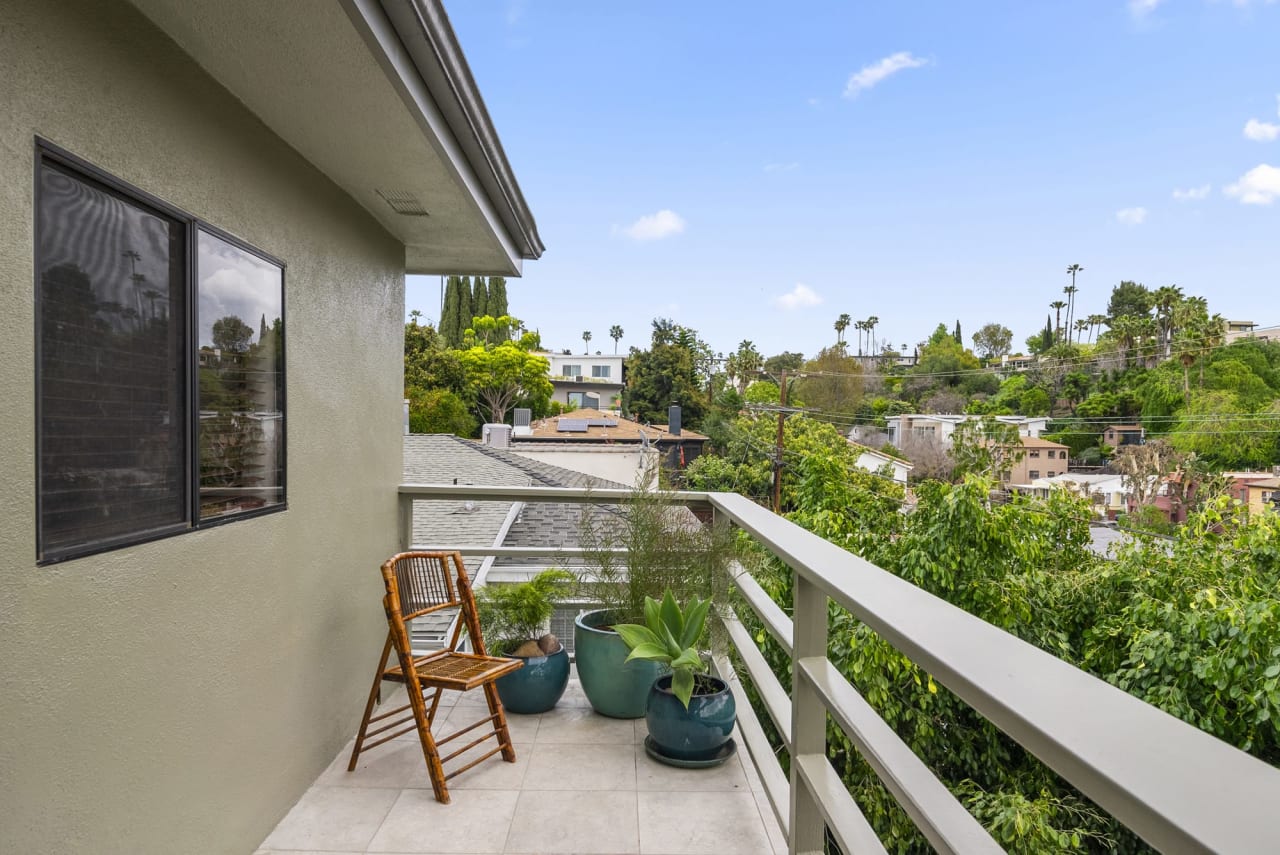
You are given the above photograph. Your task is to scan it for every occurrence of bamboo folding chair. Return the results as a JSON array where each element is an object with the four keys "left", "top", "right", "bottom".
[{"left": 348, "top": 551, "right": 522, "bottom": 804}]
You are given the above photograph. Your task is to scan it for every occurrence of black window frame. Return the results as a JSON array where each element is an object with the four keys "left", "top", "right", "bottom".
[{"left": 34, "top": 139, "right": 287, "bottom": 565}]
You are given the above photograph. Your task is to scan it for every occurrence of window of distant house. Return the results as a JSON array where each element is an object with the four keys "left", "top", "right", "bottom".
[
  {"left": 1029, "top": 470, "right": 1040, "bottom": 479},
  {"left": 567, "top": 392, "right": 584, "bottom": 407},
  {"left": 562, "top": 365, "right": 581, "bottom": 377},
  {"left": 1048, "top": 471, "right": 1056, "bottom": 478},
  {"left": 591, "top": 365, "right": 611, "bottom": 378},
  {"left": 35, "top": 143, "right": 285, "bottom": 564},
  {"left": 1030, "top": 450, "right": 1040, "bottom": 458}
]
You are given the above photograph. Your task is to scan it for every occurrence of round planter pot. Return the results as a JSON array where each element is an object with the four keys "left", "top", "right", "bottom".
[
  {"left": 495, "top": 643, "right": 570, "bottom": 715},
  {"left": 645, "top": 674, "right": 736, "bottom": 763},
  {"left": 573, "top": 609, "right": 665, "bottom": 719}
]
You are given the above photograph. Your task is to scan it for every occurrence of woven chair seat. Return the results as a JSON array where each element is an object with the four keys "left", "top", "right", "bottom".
[{"left": 387, "top": 651, "right": 522, "bottom": 692}]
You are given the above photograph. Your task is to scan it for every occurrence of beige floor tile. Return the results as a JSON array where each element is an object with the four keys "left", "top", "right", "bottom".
[
  {"left": 535, "top": 704, "right": 636, "bottom": 744},
  {"left": 638, "top": 791, "right": 773, "bottom": 854},
  {"left": 506, "top": 790, "right": 639, "bottom": 854},
  {"left": 261, "top": 785, "right": 399, "bottom": 852},
  {"left": 753, "top": 790, "right": 789, "bottom": 855},
  {"left": 635, "top": 743, "right": 750, "bottom": 792},
  {"left": 522, "top": 742, "right": 637, "bottom": 791},
  {"left": 446, "top": 703, "right": 541, "bottom": 743},
  {"left": 447, "top": 743, "right": 531, "bottom": 791},
  {"left": 366, "top": 788, "right": 519, "bottom": 854},
  {"left": 633, "top": 718, "right": 649, "bottom": 744},
  {"left": 319, "top": 738, "right": 433, "bottom": 789}
]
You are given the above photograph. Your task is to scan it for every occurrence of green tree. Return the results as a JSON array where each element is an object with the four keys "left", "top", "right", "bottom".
[
  {"left": 471, "top": 276, "right": 489, "bottom": 319},
  {"left": 953, "top": 319, "right": 962, "bottom": 345},
  {"left": 1107, "top": 280, "right": 1151, "bottom": 321},
  {"left": 765, "top": 351, "right": 805, "bottom": 375},
  {"left": 725, "top": 340, "right": 764, "bottom": 394},
  {"left": 458, "top": 339, "right": 552, "bottom": 423},
  {"left": 971, "top": 323, "right": 1014, "bottom": 361},
  {"left": 211, "top": 315, "right": 254, "bottom": 353},
  {"left": 609, "top": 324, "right": 624, "bottom": 354},
  {"left": 951, "top": 416, "right": 1026, "bottom": 480},
  {"left": 582, "top": 330, "right": 592, "bottom": 353},
  {"left": 797, "top": 346, "right": 865, "bottom": 417},
  {"left": 1049, "top": 300, "right": 1067, "bottom": 343},
  {"left": 625, "top": 319, "right": 710, "bottom": 427},
  {"left": 487, "top": 276, "right": 508, "bottom": 318},
  {"left": 408, "top": 388, "right": 477, "bottom": 436},
  {"left": 834, "top": 313, "right": 851, "bottom": 348}
]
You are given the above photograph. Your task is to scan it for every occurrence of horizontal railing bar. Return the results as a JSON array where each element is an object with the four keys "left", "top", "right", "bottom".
[
  {"left": 709, "top": 490, "right": 1280, "bottom": 854},
  {"left": 798, "top": 656, "right": 1002, "bottom": 854},
  {"left": 713, "top": 654, "right": 790, "bottom": 840},
  {"left": 730, "top": 562, "right": 793, "bottom": 657},
  {"left": 399, "top": 483, "right": 713, "bottom": 506},
  {"left": 720, "top": 608, "right": 792, "bottom": 748},
  {"left": 794, "top": 753, "right": 889, "bottom": 855},
  {"left": 411, "top": 546, "right": 624, "bottom": 558}
]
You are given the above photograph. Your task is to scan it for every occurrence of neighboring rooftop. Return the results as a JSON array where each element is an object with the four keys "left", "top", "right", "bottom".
[{"left": 523, "top": 408, "right": 707, "bottom": 443}]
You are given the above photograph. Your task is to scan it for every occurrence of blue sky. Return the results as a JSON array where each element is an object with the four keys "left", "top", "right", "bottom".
[{"left": 405, "top": 1, "right": 1280, "bottom": 359}]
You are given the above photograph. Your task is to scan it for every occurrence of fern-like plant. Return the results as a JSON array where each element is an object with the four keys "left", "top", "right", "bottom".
[{"left": 475, "top": 568, "right": 574, "bottom": 655}]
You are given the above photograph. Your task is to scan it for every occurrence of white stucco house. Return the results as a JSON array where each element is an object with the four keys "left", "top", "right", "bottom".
[
  {"left": 884, "top": 414, "right": 1050, "bottom": 448},
  {"left": 541, "top": 351, "right": 626, "bottom": 410},
  {"left": 1, "top": 2, "right": 541, "bottom": 852}
]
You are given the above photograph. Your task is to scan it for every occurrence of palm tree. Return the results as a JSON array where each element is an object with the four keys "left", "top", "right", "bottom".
[
  {"left": 1200, "top": 313, "right": 1226, "bottom": 386},
  {"left": 865, "top": 316, "right": 880, "bottom": 355},
  {"left": 609, "top": 325, "right": 624, "bottom": 354},
  {"left": 1151, "top": 285, "right": 1184, "bottom": 358},
  {"left": 1073, "top": 318, "right": 1089, "bottom": 344},
  {"left": 854, "top": 320, "right": 866, "bottom": 356},
  {"left": 582, "top": 330, "right": 592, "bottom": 353},
  {"left": 1050, "top": 300, "right": 1068, "bottom": 343},
  {"left": 1087, "top": 313, "right": 1106, "bottom": 344},
  {"left": 409, "top": 309, "right": 422, "bottom": 326},
  {"left": 1065, "top": 263, "right": 1083, "bottom": 333},
  {"left": 834, "top": 314, "right": 851, "bottom": 348}
]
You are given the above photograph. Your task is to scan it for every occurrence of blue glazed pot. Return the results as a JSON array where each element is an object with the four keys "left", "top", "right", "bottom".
[
  {"left": 574, "top": 609, "right": 665, "bottom": 719},
  {"left": 494, "top": 644, "right": 570, "bottom": 714},
  {"left": 645, "top": 673, "right": 736, "bottom": 762}
]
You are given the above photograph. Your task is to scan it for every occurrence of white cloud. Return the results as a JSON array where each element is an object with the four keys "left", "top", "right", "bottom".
[
  {"left": 1244, "top": 118, "right": 1280, "bottom": 141},
  {"left": 1224, "top": 163, "right": 1280, "bottom": 204},
  {"left": 1129, "top": 0, "right": 1164, "bottom": 18},
  {"left": 1172, "top": 184, "right": 1212, "bottom": 200},
  {"left": 774, "top": 283, "right": 823, "bottom": 311},
  {"left": 764, "top": 162, "right": 800, "bottom": 172},
  {"left": 1116, "top": 207, "right": 1148, "bottom": 225},
  {"left": 618, "top": 209, "right": 685, "bottom": 241},
  {"left": 843, "top": 52, "right": 929, "bottom": 98}
]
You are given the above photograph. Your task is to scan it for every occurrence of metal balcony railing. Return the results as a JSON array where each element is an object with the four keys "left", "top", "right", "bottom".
[{"left": 399, "top": 483, "right": 1280, "bottom": 854}]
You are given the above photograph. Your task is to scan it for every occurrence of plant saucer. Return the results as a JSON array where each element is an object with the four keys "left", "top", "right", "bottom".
[{"left": 643, "top": 735, "right": 737, "bottom": 769}]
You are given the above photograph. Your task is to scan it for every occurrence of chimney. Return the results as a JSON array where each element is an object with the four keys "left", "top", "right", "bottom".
[
  {"left": 668, "top": 405, "right": 681, "bottom": 436},
  {"left": 403, "top": 399, "right": 410, "bottom": 435}
]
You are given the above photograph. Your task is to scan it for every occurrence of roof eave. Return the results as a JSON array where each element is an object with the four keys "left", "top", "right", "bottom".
[{"left": 344, "top": 0, "right": 544, "bottom": 263}]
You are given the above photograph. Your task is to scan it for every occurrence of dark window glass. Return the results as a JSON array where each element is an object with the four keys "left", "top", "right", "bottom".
[
  {"left": 197, "top": 230, "right": 284, "bottom": 520},
  {"left": 37, "top": 162, "right": 187, "bottom": 558}
]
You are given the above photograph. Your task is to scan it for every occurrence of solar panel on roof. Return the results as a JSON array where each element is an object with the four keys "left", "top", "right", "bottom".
[
  {"left": 587, "top": 418, "right": 618, "bottom": 427},
  {"left": 556, "top": 419, "right": 589, "bottom": 432}
]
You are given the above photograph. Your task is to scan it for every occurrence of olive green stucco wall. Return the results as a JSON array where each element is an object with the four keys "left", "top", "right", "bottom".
[{"left": 1, "top": 2, "right": 405, "bottom": 852}]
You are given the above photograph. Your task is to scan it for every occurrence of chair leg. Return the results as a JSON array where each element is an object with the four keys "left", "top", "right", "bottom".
[
  {"left": 348, "top": 634, "right": 394, "bottom": 772},
  {"left": 405, "top": 678, "right": 451, "bottom": 804},
  {"left": 483, "top": 682, "right": 517, "bottom": 763}
]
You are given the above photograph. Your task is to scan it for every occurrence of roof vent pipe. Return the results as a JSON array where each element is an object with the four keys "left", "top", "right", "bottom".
[{"left": 668, "top": 405, "right": 681, "bottom": 436}]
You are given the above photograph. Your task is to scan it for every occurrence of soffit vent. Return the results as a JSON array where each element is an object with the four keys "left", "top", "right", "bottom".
[{"left": 376, "top": 189, "right": 430, "bottom": 216}]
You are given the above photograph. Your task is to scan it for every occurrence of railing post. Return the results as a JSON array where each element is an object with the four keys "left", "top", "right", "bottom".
[
  {"left": 790, "top": 573, "right": 828, "bottom": 854},
  {"left": 398, "top": 493, "right": 413, "bottom": 551}
]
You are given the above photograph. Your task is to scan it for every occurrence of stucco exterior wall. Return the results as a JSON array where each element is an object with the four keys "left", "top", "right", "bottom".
[
  {"left": 1, "top": 2, "right": 404, "bottom": 853},
  {"left": 508, "top": 447, "right": 658, "bottom": 488}
]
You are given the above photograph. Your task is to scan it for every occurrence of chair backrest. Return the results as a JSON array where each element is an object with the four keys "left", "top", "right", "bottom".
[{"left": 379, "top": 551, "right": 490, "bottom": 658}]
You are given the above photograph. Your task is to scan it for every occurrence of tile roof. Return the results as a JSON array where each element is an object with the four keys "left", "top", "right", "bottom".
[
  {"left": 523, "top": 408, "right": 707, "bottom": 442},
  {"left": 1017, "top": 436, "right": 1070, "bottom": 450}
]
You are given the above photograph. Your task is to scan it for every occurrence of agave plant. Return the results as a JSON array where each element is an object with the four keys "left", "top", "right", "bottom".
[{"left": 614, "top": 590, "right": 711, "bottom": 709}]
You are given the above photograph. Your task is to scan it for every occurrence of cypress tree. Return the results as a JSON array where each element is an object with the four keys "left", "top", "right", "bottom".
[
  {"left": 953, "top": 320, "right": 962, "bottom": 345},
  {"left": 440, "top": 276, "right": 461, "bottom": 347},
  {"left": 472, "top": 276, "right": 489, "bottom": 320},
  {"left": 459, "top": 276, "right": 474, "bottom": 330},
  {"left": 488, "top": 276, "right": 508, "bottom": 318}
]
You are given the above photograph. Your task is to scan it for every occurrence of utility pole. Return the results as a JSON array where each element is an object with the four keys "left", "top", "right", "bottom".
[{"left": 772, "top": 370, "right": 787, "bottom": 514}]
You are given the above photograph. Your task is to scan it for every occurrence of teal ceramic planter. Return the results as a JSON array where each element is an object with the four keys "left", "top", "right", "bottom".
[
  {"left": 645, "top": 674, "right": 736, "bottom": 762},
  {"left": 495, "top": 644, "right": 570, "bottom": 714},
  {"left": 573, "top": 609, "right": 665, "bottom": 719}
]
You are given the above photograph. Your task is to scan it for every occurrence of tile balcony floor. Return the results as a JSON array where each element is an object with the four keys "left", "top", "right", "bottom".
[{"left": 257, "top": 676, "right": 786, "bottom": 855}]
